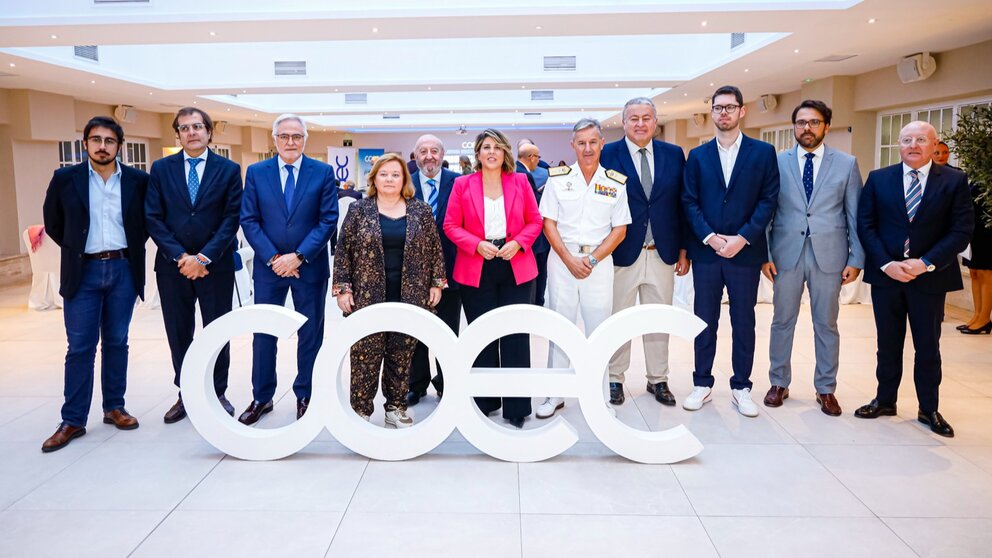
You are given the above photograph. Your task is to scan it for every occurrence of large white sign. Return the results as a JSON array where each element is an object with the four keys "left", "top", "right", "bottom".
[
  {"left": 181, "top": 303, "right": 705, "bottom": 463},
  {"left": 326, "top": 147, "right": 357, "bottom": 187}
]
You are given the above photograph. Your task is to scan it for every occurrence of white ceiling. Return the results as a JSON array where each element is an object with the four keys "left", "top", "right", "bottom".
[{"left": 1, "top": 0, "right": 991, "bottom": 133}]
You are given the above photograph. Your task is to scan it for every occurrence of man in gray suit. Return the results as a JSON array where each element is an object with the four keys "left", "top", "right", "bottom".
[{"left": 762, "top": 100, "right": 865, "bottom": 416}]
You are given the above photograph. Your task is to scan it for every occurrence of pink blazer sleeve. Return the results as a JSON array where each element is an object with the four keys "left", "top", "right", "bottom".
[
  {"left": 507, "top": 173, "right": 543, "bottom": 251},
  {"left": 443, "top": 175, "right": 484, "bottom": 253}
]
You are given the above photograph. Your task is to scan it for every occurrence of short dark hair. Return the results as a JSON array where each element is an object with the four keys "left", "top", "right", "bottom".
[
  {"left": 712, "top": 85, "right": 743, "bottom": 106},
  {"left": 791, "top": 99, "right": 832, "bottom": 126},
  {"left": 938, "top": 140, "right": 949, "bottom": 148},
  {"left": 83, "top": 116, "right": 124, "bottom": 144},
  {"left": 172, "top": 107, "right": 214, "bottom": 141}
]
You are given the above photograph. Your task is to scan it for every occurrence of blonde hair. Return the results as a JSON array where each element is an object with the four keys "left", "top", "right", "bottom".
[
  {"left": 473, "top": 128, "right": 515, "bottom": 174},
  {"left": 366, "top": 152, "right": 415, "bottom": 199}
]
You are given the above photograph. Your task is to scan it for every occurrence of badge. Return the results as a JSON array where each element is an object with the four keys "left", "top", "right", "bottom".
[
  {"left": 549, "top": 165, "right": 572, "bottom": 177},
  {"left": 605, "top": 169, "right": 627, "bottom": 185},
  {"left": 594, "top": 183, "right": 618, "bottom": 198}
]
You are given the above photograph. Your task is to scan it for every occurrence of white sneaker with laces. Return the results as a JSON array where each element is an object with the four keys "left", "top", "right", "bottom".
[
  {"left": 682, "top": 386, "right": 712, "bottom": 411},
  {"left": 536, "top": 397, "right": 564, "bottom": 419},
  {"left": 384, "top": 407, "right": 414, "bottom": 428},
  {"left": 732, "top": 388, "right": 759, "bottom": 417}
]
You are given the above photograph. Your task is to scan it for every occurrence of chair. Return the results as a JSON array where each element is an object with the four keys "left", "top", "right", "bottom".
[
  {"left": 22, "top": 227, "right": 63, "bottom": 310},
  {"left": 233, "top": 246, "right": 255, "bottom": 307},
  {"left": 137, "top": 238, "right": 161, "bottom": 310}
]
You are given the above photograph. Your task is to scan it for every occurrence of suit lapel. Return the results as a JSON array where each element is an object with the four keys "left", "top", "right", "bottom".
[
  {"left": 726, "top": 137, "right": 752, "bottom": 192},
  {"left": 617, "top": 143, "right": 645, "bottom": 203},
  {"left": 194, "top": 150, "right": 219, "bottom": 209},
  {"left": 650, "top": 140, "right": 666, "bottom": 203},
  {"left": 120, "top": 166, "right": 135, "bottom": 218},
  {"left": 411, "top": 171, "right": 424, "bottom": 201},
  {"left": 504, "top": 174, "right": 518, "bottom": 222},
  {"left": 808, "top": 148, "right": 834, "bottom": 207},
  {"left": 784, "top": 146, "right": 805, "bottom": 204},
  {"left": 915, "top": 163, "right": 943, "bottom": 223},
  {"left": 73, "top": 163, "right": 91, "bottom": 213},
  {"left": 288, "top": 157, "right": 311, "bottom": 219},
  {"left": 468, "top": 173, "right": 485, "bottom": 227},
  {"left": 703, "top": 140, "right": 727, "bottom": 190},
  {"left": 172, "top": 153, "right": 193, "bottom": 210},
  {"left": 267, "top": 158, "right": 288, "bottom": 218}
]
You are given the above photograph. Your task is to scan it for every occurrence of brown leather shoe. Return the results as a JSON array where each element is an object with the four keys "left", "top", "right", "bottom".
[
  {"left": 103, "top": 408, "right": 139, "bottom": 430},
  {"left": 297, "top": 398, "right": 309, "bottom": 420},
  {"left": 42, "top": 423, "right": 86, "bottom": 453},
  {"left": 816, "top": 393, "right": 843, "bottom": 416},
  {"left": 238, "top": 400, "right": 274, "bottom": 425},
  {"left": 763, "top": 386, "right": 789, "bottom": 407},
  {"left": 164, "top": 397, "right": 186, "bottom": 424}
]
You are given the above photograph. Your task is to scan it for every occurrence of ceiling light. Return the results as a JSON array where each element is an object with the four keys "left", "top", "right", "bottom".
[
  {"left": 427, "top": 86, "right": 431, "bottom": 90},
  {"left": 701, "top": 21, "right": 707, "bottom": 27},
  {"left": 794, "top": 49, "right": 800, "bottom": 53},
  {"left": 744, "top": 68, "right": 749, "bottom": 72},
  {"left": 209, "top": 31, "right": 216, "bottom": 36},
  {"left": 50, "top": 34, "right": 57, "bottom": 39},
  {"left": 709, "top": 82, "right": 714, "bottom": 86},
  {"left": 148, "top": 92, "right": 153, "bottom": 95},
  {"left": 334, "top": 89, "right": 338, "bottom": 92},
  {"left": 372, "top": 27, "right": 378, "bottom": 33},
  {"left": 683, "top": 93, "right": 688, "bottom": 97},
  {"left": 614, "top": 83, "right": 619, "bottom": 87},
  {"left": 663, "top": 101, "right": 667, "bottom": 105},
  {"left": 241, "top": 89, "right": 246, "bottom": 93},
  {"left": 867, "top": 18, "right": 876, "bottom": 24},
  {"left": 254, "top": 113, "right": 258, "bottom": 117},
  {"left": 90, "top": 80, "right": 95, "bottom": 84},
  {"left": 193, "top": 101, "right": 197, "bottom": 104},
  {"left": 226, "top": 108, "right": 231, "bottom": 111},
  {"left": 536, "top": 25, "right": 542, "bottom": 30},
  {"left": 521, "top": 85, "right": 525, "bottom": 89},
  {"left": 8, "top": 63, "right": 14, "bottom": 67}
]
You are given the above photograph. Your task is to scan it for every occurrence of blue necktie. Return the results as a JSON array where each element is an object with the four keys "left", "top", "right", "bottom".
[
  {"left": 187, "top": 158, "right": 202, "bottom": 204},
  {"left": 284, "top": 164, "right": 296, "bottom": 212},
  {"left": 802, "top": 152, "right": 814, "bottom": 202},
  {"left": 426, "top": 178, "right": 438, "bottom": 218},
  {"left": 905, "top": 169, "right": 922, "bottom": 255}
]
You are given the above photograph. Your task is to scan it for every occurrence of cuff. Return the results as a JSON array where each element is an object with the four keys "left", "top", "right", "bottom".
[
  {"left": 432, "top": 278, "right": 449, "bottom": 289},
  {"left": 331, "top": 283, "right": 352, "bottom": 295},
  {"left": 703, "top": 233, "right": 715, "bottom": 245}
]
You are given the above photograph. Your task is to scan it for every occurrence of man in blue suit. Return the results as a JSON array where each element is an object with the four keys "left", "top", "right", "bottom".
[
  {"left": 406, "top": 134, "right": 461, "bottom": 405},
  {"left": 239, "top": 114, "right": 339, "bottom": 423},
  {"left": 681, "top": 85, "right": 779, "bottom": 418},
  {"left": 146, "top": 107, "right": 243, "bottom": 424},
  {"left": 516, "top": 140, "right": 551, "bottom": 306},
  {"left": 854, "top": 121, "right": 972, "bottom": 437},
  {"left": 602, "top": 97, "right": 690, "bottom": 407}
]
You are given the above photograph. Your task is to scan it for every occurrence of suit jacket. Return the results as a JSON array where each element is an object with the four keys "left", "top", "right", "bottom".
[
  {"left": 412, "top": 168, "right": 460, "bottom": 288},
  {"left": 332, "top": 197, "right": 446, "bottom": 315},
  {"left": 857, "top": 162, "right": 972, "bottom": 292},
  {"left": 602, "top": 138, "right": 686, "bottom": 266},
  {"left": 515, "top": 161, "right": 550, "bottom": 254},
  {"left": 338, "top": 189, "right": 362, "bottom": 201},
  {"left": 241, "top": 155, "right": 338, "bottom": 284},
  {"left": 42, "top": 162, "right": 149, "bottom": 299},
  {"left": 443, "top": 171, "right": 543, "bottom": 288},
  {"left": 145, "top": 150, "right": 243, "bottom": 275},
  {"left": 682, "top": 134, "right": 780, "bottom": 266},
  {"left": 768, "top": 145, "right": 865, "bottom": 273}
]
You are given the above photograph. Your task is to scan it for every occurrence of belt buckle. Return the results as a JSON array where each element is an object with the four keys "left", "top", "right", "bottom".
[{"left": 98, "top": 251, "right": 112, "bottom": 260}]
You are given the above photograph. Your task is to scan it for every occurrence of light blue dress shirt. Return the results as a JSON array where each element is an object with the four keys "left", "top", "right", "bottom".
[{"left": 84, "top": 160, "right": 127, "bottom": 254}]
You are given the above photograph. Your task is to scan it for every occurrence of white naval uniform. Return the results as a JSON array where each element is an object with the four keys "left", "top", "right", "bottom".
[{"left": 540, "top": 163, "right": 632, "bottom": 370}]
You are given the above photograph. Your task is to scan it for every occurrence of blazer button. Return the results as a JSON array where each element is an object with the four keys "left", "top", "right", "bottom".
[
  {"left": 806, "top": 213, "right": 811, "bottom": 217},
  {"left": 191, "top": 211, "right": 196, "bottom": 216}
]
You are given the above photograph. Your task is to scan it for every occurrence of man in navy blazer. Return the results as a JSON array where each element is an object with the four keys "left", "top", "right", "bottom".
[
  {"left": 407, "top": 134, "right": 461, "bottom": 405},
  {"left": 681, "top": 85, "right": 779, "bottom": 417},
  {"left": 854, "top": 121, "right": 972, "bottom": 437},
  {"left": 146, "top": 107, "right": 243, "bottom": 424},
  {"left": 239, "top": 114, "right": 338, "bottom": 423},
  {"left": 517, "top": 140, "right": 551, "bottom": 306},
  {"left": 602, "top": 97, "right": 690, "bottom": 407},
  {"left": 41, "top": 116, "right": 148, "bottom": 452}
]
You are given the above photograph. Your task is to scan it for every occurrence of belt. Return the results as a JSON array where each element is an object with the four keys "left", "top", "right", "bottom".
[
  {"left": 487, "top": 238, "right": 506, "bottom": 247},
  {"left": 577, "top": 245, "right": 596, "bottom": 255},
  {"left": 83, "top": 249, "right": 128, "bottom": 261},
  {"left": 643, "top": 244, "right": 656, "bottom": 251},
  {"left": 564, "top": 243, "right": 597, "bottom": 254}
]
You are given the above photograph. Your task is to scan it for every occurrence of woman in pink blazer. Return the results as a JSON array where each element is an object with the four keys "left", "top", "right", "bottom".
[{"left": 444, "top": 128, "right": 543, "bottom": 428}]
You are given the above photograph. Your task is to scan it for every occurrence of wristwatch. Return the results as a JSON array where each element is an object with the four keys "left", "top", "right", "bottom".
[
  {"left": 588, "top": 255, "right": 599, "bottom": 267},
  {"left": 295, "top": 251, "right": 306, "bottom": 262}
]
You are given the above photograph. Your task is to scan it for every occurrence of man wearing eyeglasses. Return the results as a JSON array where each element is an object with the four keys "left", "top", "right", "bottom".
[
  {"left": 762, "top": 100, "right": 864, "bottom": 416},
  {"left": 41, "top": 116, "right": 149, "bottom": 452},
  {"left": 146, "top": 107, "right": 243, "bottom": 424},
  {"left": 855, "top": 121, "right": 972, "bottom": 437},
  {"left": 682, "top": 85, "right": 780, "bottom": 417},
  {"left": 516, "top": 140, "right": 551, "bottom": 307},
  {"left": 239, "top": 114, "right": 338, "bottom": 424}
]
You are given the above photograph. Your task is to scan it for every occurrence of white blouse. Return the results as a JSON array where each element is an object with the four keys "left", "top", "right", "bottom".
[{"left": 483, "top": 196, "right": 507, "bottom": 240}]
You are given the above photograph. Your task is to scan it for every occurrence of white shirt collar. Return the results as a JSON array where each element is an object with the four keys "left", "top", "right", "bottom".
[
  {"left": 87, "top": 159, "right": 122, "bottom": 179},
  {"left": 799, "top": 143, "right": 826, "bottom": 161},
  {"left": 183, "top": 149, "right": 209, "bottom": 163},
  {"left": 278, "top": 155, "right": 303, "bottom": 172},
  {"left": 717, "top": 131, "right": 743, "bottom": 153},
  {"left": 625, "top": 136, "right": 652, "bottom": 159},
  {"left": 902, "top": 159, "right": 933, "bottom": 178}
]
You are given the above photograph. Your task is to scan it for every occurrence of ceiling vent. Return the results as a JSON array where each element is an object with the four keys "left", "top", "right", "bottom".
[
  {"left": 816, "top": 54, "right": 858, "bottom": 62},
  {"left": 382, "top": 114, "right": 400, "bottom": 120},
  {"left": 74, "top": 45, "right": 99, "bottom": 62},
  {"left": 543, "top": 56, "right": 576, "bottom": 71},
  {"left": 274, "top": 61, "right": 306, "bottom": 76},
  {"left": 730, "top": 33, "right": 746, "bottom": 49},
  {"left": 345, "top": 93, "right": 368, "bottom": 105},
  {"left": 94, "top": 0, "right": 150, "bottom": 4},
  {"left": 523, "top": 112, "right": 541, "bottom": 117},
  {"left": 0, "top": 71, "right": 16, "bottom": 77},
  {"left": 531, "top": 90, "right": 554, "bottom": 101}
]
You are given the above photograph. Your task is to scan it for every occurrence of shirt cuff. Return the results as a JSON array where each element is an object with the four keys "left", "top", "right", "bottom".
[
  {"left": 881, "top": 261, "right": 895, "bottom": 272},
  {"left": 703, "top": 233, "right": 715, "bottom": 245}
]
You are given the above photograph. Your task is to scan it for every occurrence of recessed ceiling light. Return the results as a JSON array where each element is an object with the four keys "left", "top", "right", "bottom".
[
  {"left": 90, "top": 80, "right": 95, "bottom": 84},
  {"left": 521, "top": 85, "right": 525, "bottom": 89},
  {"left": 226, "top": 108, "right": 231, "bottom": 111},
  {"left": 334, "top": 89, "right": 338, "bottom": 92},
  {"left": 372, "top": 27, "right": 378, "bottom": 33},
  {"left": 209, "top": 31, "right": 216, "bottom": 36},
  {"left": 744, "top": 68, "right": 749, "bottom": 72},
  {"left": 867, "top": 18, "right": 876, "bottom": 24},
  {"left": 50, "top": 34, "right": 57, "bottom": 39},
  {"left": 193, "top": 101, "right": 198, "bottom": 104},
  {"left": 663, "top": 101, "right": 667, "bottom": 105},
  {"left": 427, "top": 86, "right": 431, "bottom": 90},
  {"left": 804, "top": 78, "right": 813, "bottom": 83},
  {"left": 254, "top": 113, "right": 258, "bottom": 117},
  {"left": 148, "top": 92, "right": 153, "bottom": 95},
  {"left": 701, "top": 21, "right": 707, "bottom": 27},
  {"left": 709, "top": 82, "right": 714, "bottom": 86},
  {"left": 614, "top": 83, "right": 619, "bottom": 87},
  {"left": 794, "top": 49, "right": 800, "bottom": 53},
  {"left": 536, "top": 25, "right": 542, "bottom": 30},
  {"left": 8, "top": 63, "right": 14, "bottom": 67}
]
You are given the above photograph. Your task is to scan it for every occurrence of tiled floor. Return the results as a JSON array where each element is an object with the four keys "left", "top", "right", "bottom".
[{"left": 1, "top": 281, "right": 991, "bottom": 557}]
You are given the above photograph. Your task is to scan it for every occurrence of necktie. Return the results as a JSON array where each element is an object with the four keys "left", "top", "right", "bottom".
[
  {"left": 284, "top": 164, "right": 296, "bottom": 212},
  {"left": 638, "top": 148, "right": 654, "bottom": 245},
  {"left": 187, "top": 158, "right": 202, "bottom": 204},
  {"left": 426, "top": 178, "right": 438, "bottom": 218},
  {"left": 803, "top": 152, "right": 815, "bottom": 202},
  {"left": 904, "top": 169, "right": 922, "bottom": 255}
]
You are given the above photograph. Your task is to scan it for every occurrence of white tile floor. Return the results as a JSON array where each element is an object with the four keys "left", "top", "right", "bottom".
[{"left": 0, "top": 280, "right": 991, "bottom": 557}]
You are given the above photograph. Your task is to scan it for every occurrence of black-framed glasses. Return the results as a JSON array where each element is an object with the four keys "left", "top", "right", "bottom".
[
  {"left": 86, "top": 136, "right": 119, "bottom": 147},
  {"left": 794, "top": 119, "right": 823, "bottom": 129},
  {"left": 712, "top": 104, "right": 741, "bottom": 114}
]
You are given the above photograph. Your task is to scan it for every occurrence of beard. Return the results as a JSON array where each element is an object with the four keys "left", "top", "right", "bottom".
[
  {"left": 89, "top": 151, "right": 116, "bottom": 166},
  {"left": 797, "top": 131, "right": 823, "bottom": 149}
]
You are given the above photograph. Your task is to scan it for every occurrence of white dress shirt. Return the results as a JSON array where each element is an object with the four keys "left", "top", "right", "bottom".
[
  {"left": 716, "top": 131, "right": 743, "bottom": 187},
  {"left": 797, "top": 143, "right": 826, "bottom": 183},
  {"left": 483, "top": 196, "right": 507, "bottom": 239},
  {"left": 84, "top": 160, "right": 127, "bottom": 254},
  {"left": 183, "top": 148, "right": 208, "bottom": 186},
  {"left": 419, "top": 169, "right": 441, "bottom": 202}
]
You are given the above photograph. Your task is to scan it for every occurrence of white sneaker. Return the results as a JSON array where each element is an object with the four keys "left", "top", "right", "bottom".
[
  {"left": 731, "top": 388, "right": 759, "bottom": 417},
  {"left": 536, "top": 397, "right": 564, "bottom": 419},
  {"left": 384, "top": 407, "right": 414, "bottom": 428},
  {"left": 682, "top": 386, "right": 712, "bottom": 411}
]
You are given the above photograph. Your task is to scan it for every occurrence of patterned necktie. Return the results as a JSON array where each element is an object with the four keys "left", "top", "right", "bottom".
[
  {"left": 803, "top": 152, "right": 815, "bottom": 202},
  {"left": 426, "top": 178, "right": 439, "bottom": 219},
  {"left": 187, "top": 158, "right": 202, "bottom": 204},
  {"left": 639, "top": 148, "right": 654, "bottom": 245},
  {"left": 904, "top": 169, "right": 922, "bottom": 255},
  {"left": 284, "top": 164, "right": 296, "bottom": 212}
]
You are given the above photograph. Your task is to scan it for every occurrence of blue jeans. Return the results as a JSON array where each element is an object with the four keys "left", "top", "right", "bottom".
[{"left": 61, "top": 259, "right": 137, "bottom": 426}]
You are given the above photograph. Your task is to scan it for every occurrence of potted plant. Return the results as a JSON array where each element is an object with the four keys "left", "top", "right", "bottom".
[{"left": 946, "top": 104, "right": 992, "bottom": 227}]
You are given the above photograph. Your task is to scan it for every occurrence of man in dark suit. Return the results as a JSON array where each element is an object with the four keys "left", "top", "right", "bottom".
[
  {"left": 239, "top": 114, "right": 338, "bottom": 423},
  {"left": 338, "top": 180, "right": 362, "bottom": 201},
  {"left": 517, "top": 140, "right": 551, "bottom": 306},
  {"left": 602, "top": 97, "right": 690, "bottom": 407},
  {"left": 406, "top": 134, "right": 461, "bottom": 405},
  {"left": 146, "top": 107, "right": 243, "bottom": 423},
  {"left": 41, "top": 116, "right": 149, "bottom": 452},
  {"left": 682, "top": 85, "right": 779, "bottom": 418},
  {"left": 855, "top": 121, "right": 972, "bottom": 437}
]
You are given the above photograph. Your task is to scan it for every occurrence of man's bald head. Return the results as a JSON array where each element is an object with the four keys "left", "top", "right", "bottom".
[
  {"left": 414, "top": 134, "right": 445, "bottom": 177},
  {"left": 518, "top": 142, "right": 541, "bottom": 171},
  {"left": 898, "top": 121, "right": 938, "bottom": 170}
]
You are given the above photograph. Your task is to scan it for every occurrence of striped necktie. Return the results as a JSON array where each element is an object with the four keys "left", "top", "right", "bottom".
[
  {"left": 426, "top": 178, "right": 438, "bottom": 218},
  {"left": 904, "top": 169, "right": 922, "bottom": 255}
]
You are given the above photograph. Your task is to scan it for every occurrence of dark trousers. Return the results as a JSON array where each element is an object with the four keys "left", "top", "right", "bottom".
[
  {"left": 870, "top": 284, "right": 945, "bottom": 413},
  {"left": 351, "top": 330, "right": 418, "bottom": 416},
  {"left": 408, "top": 287, "right": 462, "bottom": 395},
  {"left": 156, "top": 268, "right": 234, "bottom": 396},
  {"left": 692, "top": 260, "right": 761, "bottom": 390},
  {"left": 251, "top": 278, "right": 328, "bottom": 403},
  {"left": 533, "top": 249, "right": 550, "bottom": 307},
  {"left": 460, "top": 258, "right": 535, "bottom": 419},
  {"left": 61, "top": 259, "right": 137, "bottom": 427}
]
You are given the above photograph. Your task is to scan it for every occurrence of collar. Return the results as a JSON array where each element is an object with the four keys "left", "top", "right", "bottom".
[
  {"left": 799, "top": 143, "right": 826, "bottom": 160},
  {"left": 183, "top": 149, "right": 209, "bottom": 163},
  {"left": 278, "top": 155, "right": 303, "bottom": 173},
  {"left": 624, "top": 136, "right": 652, "bottom": 158},
  {"left": 717, "top": 131, "right": 743, "bottom": 153},
  {"left": 87, "top": 159, "right": 122, "bottom": 179},
  {"left": 903, "top": 159, "right": 934, "bottom": 178}
]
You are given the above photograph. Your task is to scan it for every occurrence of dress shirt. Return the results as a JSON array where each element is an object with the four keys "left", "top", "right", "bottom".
[
  {"left": 84, "top": 160, "right": 127, "bottom": 254},
  {"left": 483, "top": 195, "right": 507, "bottom": 239},
  {"left": 798, "top": 143, "right": 826, "bottom": 183},
  {"left": 625, "top": 136, "right": 654, "bottom": 179},
  {"left": 716, "top": 131, "right": 743, "bottom": 187},
  {"left": 183, "top": 148, "right": 208, "bottom": 186},
  {"left": 278, "top": 156, "right": 303, "bottom": 192},
  {"left": 419, "top": 169, "right": 441, "bottom": 203},
  {"left": 880, "top": 159, "right": 934, "bottom": 271}
]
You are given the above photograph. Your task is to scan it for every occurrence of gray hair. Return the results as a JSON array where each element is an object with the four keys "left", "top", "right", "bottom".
[
  {"left": 622, "top": 97, "right": 657, "bottom": 120},
  {"left": 272, "top": 113, "right": 308, "bottom": 138},
  {"left": 572, "top": 118, "right": 603, "bottom": 139}
]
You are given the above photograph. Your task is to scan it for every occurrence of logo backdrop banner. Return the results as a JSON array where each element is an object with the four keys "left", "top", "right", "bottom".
[
  {"left": 357, "top": 148, "right": 385, "bottom": 190},
  {"left": 327, "top": 147, "right": 357, "bottom": 188}
]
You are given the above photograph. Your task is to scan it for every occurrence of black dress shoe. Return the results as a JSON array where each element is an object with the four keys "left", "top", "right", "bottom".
[
  {"left": 918, "top": 410, "right": 955, "bottom": 438},
  {"left": 405, "top": 390, "right": 426, "bottom": 407},
  {"left": 647, "top": 381, "right": 676, "bottom": 406},
  {"left": 218, "top": 395, "right": 235, "bottom": 417},
  {"left": 238, "top": 400, "right": 274, "bottom": 425},
  {"left": 956, "top": 324, "right": 970, "bottom": 331},
  {"left": 609, "top": 382, "right": 625, "bottom": 405},
  {"left": 297, "top": 398, "right": 309, "bottom": 420},
  {"left": 961, "top": 322, "right": 992, "bottom": 335},
  {"left": 164, "top": 397, "right": 186, "bottom": 424},
  {"left": 854, "top": 399, "right": 897, "bottom": 419},
  {"left": 506, "top": 417, "right": 525, "bottom": 429}
]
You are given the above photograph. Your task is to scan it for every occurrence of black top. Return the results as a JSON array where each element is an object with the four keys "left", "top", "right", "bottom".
[{"left": 380, "top": 214, "right": 407, "bottom": 302}]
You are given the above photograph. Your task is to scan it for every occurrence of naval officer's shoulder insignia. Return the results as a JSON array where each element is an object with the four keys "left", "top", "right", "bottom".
[
  {"left": 549, "top": 165, "right": 572, "bottom": 177},
  {"left": 605, "top": 169, "right": 627, "bottom": 185}
]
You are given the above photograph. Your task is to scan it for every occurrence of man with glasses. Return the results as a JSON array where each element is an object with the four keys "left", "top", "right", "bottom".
[
  {"left": 41, "top": 116, "right": 149, "bottom": 452},
  {"left": 146, "top": 107, "right": 243, "bottom": 424},
  {"left": 762, "top": 100, "right": 864, "bottom": 416},
  {"left": 855, "top": 121, "right": 972, "bottom": 437},
  {"left": 682, "top": 85, "right": 779, "bottom": 417}
]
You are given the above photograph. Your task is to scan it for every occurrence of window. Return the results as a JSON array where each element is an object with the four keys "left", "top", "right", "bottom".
[
  {"left": 878, "top": 112, "right": 911, "bottom": 168},
  {"left": 58, "top": 138, "right": 83, "bottom": 168},
  {"left": 760, "top": 126, "right": 795, "bottom": 153},
  {"left": 876, "top": 96, "right": 992, "bottom": 168},
  {"left": 122, "top": 140, "right": 148, "bottom": 171},
  {"left": 211, "top": 144, "right": 232, "bottom": 160}
]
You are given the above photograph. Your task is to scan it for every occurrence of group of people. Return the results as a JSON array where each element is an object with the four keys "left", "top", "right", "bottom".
[{"left": 39, "top": 84, "right": 983, "bottom": 453}]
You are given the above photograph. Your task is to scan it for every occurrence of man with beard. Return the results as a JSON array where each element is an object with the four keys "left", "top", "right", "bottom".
[
  {"left": 41, "top": 116, "right": 149, "bottom": 451},
  {"left": 762, "top": 100, "right": 864, "bottom": 416},
  {"left": 681, "top": 85, "right": 779, "bottom": 417}
]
